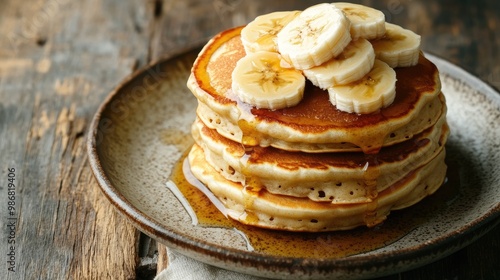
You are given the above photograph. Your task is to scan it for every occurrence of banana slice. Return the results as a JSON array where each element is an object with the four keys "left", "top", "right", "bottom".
[
  {"left": 231, "top": 51, "right": 305, "bottom": 109},
  {"left": 371, "top": 23, "right": 421, "bottom": 68},
  {"left": 276, "top": 3, "right": 351, "bottom": 70},
  {"left": 302, "top": 38, "right": 375, "bottom": 89},
  {"left": 328, "top": 60, "right": 396, "bottom": 114},
  {"left": 241, "top": 11, "right": 301, "bottom": 54},
  {"left": 333, "top": 2, "right": 386, "bottom": 40}
]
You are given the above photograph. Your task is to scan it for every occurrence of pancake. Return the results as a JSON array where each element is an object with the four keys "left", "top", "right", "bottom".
[
  {"left": 184, "top": 13, "right": 449, "bottom": 232},
  {"left": 188, "top": 143, "right": 447, "bottom": 232},
  {"left": 191, "top": 112, "right": 448, "bottom": 204},
  {"left": 187, "top": 26, "right": 442, "bottom": 154}
]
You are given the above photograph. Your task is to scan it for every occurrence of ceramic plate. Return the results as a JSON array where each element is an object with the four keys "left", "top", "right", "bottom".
[{"left": 87, "top": 49, "right": 500, "bottom": 280}]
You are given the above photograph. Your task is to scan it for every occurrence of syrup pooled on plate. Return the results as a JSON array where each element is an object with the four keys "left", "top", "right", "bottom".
[{"left": 166, "top": 149, "right": 460, "bottom": 259}]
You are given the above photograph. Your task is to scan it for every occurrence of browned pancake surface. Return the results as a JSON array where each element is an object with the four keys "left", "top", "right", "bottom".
[{"left": 193, "top": 26, "right": 439, "bottom": 133}]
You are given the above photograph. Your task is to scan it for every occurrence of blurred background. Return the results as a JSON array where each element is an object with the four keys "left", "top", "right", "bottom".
[{"left": 149, "top": 0, "right": 500, "bottom": 91}]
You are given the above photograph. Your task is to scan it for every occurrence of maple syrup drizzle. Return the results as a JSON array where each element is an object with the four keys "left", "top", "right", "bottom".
[
  {"left": 182, "top": 158, "right": 228, "bottom": 218},
  {"left": 238, "top": 119, "right": 260, "bottom": 146},
  {"left": 166, "top": 149, "right": 460, "bottom": 259},
  {"left": 361, "top": 155, "right": 382, "bottom": 227}
]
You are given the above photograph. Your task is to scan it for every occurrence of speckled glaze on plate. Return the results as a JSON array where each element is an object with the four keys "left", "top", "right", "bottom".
[{"left": 87, "top": 49, "right": 500, "bottom": 280}]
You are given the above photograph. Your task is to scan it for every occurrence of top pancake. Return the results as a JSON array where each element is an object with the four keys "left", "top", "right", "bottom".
[{"left": 188, "top": 26, "right": 442, "bottom": 153}]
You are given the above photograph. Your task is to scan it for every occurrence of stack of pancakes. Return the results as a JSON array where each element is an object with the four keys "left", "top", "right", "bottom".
[{"left": 186, "top": 26, "right": 448, "bottom": 232}]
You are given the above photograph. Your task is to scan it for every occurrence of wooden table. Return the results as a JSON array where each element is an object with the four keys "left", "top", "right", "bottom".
[{"left": 1, "top": 0, "right": 499, "bottom": 279}]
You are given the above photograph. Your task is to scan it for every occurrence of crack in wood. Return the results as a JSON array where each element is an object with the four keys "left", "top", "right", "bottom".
[
  {"left": 153, "top": 0, "right": 163, "bottom": 18},
  {"left": 36, "top": 37, "right": 47, "bottom": 46}
]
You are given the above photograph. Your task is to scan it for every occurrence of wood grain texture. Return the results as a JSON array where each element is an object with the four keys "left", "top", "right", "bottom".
[
  {"left": 1, "top": 0, "right": 152, "bottom": 279},
  {"left": 0, "top": 0, "right": 499, "bottom": 279}
]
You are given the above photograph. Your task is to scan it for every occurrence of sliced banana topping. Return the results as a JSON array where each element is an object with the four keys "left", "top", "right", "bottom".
[
  {"left": 371, "top": 23, "right": 421, "bottom": 68},
  {"left": 302, "top": 38, "right": 375, "bottom": 89},
  {"left": 231, "top": 3, "right": 424, "bottom": 113},
  {"left": 241, "top": 11, "right": 301, "bottom": 54},
  {"left": 231, "top": 51, "right": 305, "bottom": 110},
  {"left": 328, "top": 60, "right": 396, "bottom": 114},
  {"left": 276, "top": 3, "right": 351, "bottom": 70},
  {"left": 334, "top": 2, "right": 386, "bottom": 40}
]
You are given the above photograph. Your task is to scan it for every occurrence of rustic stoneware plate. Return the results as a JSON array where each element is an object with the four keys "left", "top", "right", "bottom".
[{"left": 87, "top": 49, "right": 500, "bottom": 279}]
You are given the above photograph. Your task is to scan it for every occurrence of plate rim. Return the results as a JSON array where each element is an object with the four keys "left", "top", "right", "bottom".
[{"left": 86, "top": 49, "right": 500, "bottom": 278}]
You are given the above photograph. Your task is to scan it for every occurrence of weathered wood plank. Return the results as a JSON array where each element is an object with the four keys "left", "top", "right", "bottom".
[{"left": 0, "top": 0, "right": 155, "bottom": 279}]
